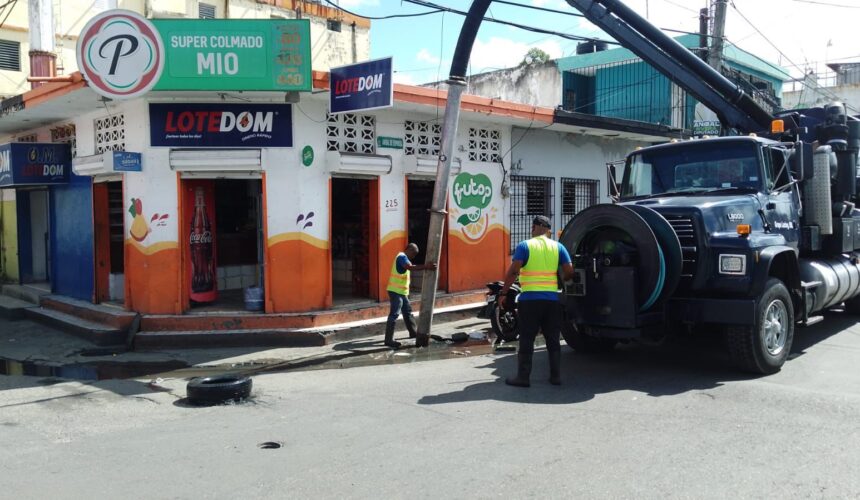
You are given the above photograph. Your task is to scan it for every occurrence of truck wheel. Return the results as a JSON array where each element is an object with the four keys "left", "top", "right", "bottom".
[
  {"left": 561, "top": 321, "right": 616, "bottom": 353},
  {"left": 726, "top": 278, "right": 794, "bottom": 374}
]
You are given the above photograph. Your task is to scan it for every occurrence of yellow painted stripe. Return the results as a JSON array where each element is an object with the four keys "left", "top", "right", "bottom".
[
  {"left": 126, "top": 239, "right": 179, "bottom": 255},
  {"left": 380, "top": 230, "right": 407, "bottom": 247},
  {"left": 268, "top": 232, "right": 330, "bottom": 250}
]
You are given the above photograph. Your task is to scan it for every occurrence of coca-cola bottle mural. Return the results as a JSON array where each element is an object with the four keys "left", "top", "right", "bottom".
[{"left": 188, "top": 182, "right": 217, "bottom": 303}]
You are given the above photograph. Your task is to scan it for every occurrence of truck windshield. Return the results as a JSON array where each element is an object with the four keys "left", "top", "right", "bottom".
[{"left": 620, "top": 141, "right": 763, "bottom": 199}]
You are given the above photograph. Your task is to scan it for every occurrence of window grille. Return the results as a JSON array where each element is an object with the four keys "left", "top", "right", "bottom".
[
  {"left": 468, "top": 127, "right": 501, "bottom": 163},
  {"left": 404, "top": 120, "right": 441, "bottom": 156},
  {"left": 51, "top": 124, "right": 77, "bottom": 158},
  {"left": 326, "top": 112, "right": 375, "bottom": 154},
  {"left": 509, "top": 175, "right": 554, "bottom": 252},
  {"left": 199, "top": 3, "right": 216, "bottom": 19},
  {"left": 95, "top": 114, "right": 125, "bottom": 154},
  {"left": 326, "top": 19, "right": 342, "bottom": 32},
  {"left": 561, "top": 178, "right": 599, "bottom": 229},
  {"left": 16, "top": 133, "right": 38, "bottom": 143},
  {"left": 0, "top": 39, "right": 20, "bottom": 72}
]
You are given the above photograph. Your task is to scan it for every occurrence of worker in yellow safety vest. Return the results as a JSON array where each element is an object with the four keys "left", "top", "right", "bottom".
[
  {"left": 500, "top": 215, "right": 574, "bottom": 387},
  {"left": 385, "top": 243, "right": 437, "bottom": 348}
]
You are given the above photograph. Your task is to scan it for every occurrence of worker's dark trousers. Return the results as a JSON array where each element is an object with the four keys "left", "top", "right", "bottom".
[{"left": 517, "top": 300, "right": 563, "bottom": 361}]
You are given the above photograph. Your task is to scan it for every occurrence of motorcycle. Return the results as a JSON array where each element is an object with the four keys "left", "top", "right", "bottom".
[{"left": 477, "top": 281, "right": 521, "bottom": 342}]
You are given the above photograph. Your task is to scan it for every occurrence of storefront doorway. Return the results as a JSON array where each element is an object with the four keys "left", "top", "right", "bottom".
[
  {"left": 331, "top": 177, "right": 379, "bottom": 304},
  {"left": 93, "top": 181, "right": 125, "bottom": 304},
  {"left": 406, "top": 178, "right": 447, "bottom": 292},
  {"left": 181, "top": 178, "right": 264, "bottom": 312},
  {"left": 17, "top": 188, "right": 51, "bottom": 287}
]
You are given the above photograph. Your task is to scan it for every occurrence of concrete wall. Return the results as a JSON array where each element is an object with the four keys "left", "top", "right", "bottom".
[
  {"left": 0, "top": 0, "right": 370, "bottom": 98},
  {"left": 510, "top": 127, "right": 642, "bottom": 232},
  {"left": 433, "top": 62, "right": 561, "bottom": 108},
  {"left": 783, "top": 83, "right": 860, "bottom": 113}
]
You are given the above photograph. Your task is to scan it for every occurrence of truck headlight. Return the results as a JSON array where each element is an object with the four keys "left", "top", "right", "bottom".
[{"left": 719, "top": 254, "right": 746, "bottom": 275}]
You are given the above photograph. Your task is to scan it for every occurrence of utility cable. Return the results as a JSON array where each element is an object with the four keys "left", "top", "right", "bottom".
[{"left": 320, "top": 0, "right": 444, "bottom": 19}]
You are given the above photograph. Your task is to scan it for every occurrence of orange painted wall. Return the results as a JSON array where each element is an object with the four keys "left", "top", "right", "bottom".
[
  {"left": 125, "top": 241, "right": 182, "bottom": 314},
  {"left": 267, "top": 234, "right": 331, "bottom": 312},
  {"left": 446, "top": 224, "right": 509, "bottom": 292}
]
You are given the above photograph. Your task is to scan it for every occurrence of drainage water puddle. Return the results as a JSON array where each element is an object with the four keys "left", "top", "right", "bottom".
[
  {"left": 0, "top": 358, "right": 190, "bottom": 382},
  {"left": 0, "top": 332, "right": 525, "bottom": 382}
]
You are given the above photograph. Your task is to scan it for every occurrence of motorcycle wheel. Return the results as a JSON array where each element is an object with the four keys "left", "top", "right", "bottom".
[{"left": 490, "top": 302, "right": 519, "bottom": 342}]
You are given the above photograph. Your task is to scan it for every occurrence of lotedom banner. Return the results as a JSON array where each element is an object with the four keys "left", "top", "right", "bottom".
[
  {"left": 149, "top": 103, "right": 293, "bottom": 148},
  {"left": 329, "top": 57, "right": 393, "bottom": 115}
]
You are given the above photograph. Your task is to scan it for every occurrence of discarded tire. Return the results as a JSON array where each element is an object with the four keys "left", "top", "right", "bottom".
[{"left": 186, "top": 374, "right": 252, "bottom": 405}]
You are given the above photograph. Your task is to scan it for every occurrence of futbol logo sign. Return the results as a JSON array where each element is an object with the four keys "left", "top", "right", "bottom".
[{"left": 77, "top": 10, "right": 164, "bottom": 100}]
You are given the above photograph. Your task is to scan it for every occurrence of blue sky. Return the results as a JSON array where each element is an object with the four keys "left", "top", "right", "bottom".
[{"left": 334, "top": 0, "right": 860, "bottom": 85}]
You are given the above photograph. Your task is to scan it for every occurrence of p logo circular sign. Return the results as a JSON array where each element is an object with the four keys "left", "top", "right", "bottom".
[{"left": 77, "top": 10, "right": 164, "bottom": 100}]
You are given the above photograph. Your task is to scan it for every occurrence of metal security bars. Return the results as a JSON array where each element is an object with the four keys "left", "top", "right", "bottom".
[
  {"left": 561, "top": 177, "right": 599, "bottom": 229},
  {"left": 199, "top": 3, "right": 216, "bottom": 19},
  {"left": 509, "top": 175, "right": 554, "bottom": 252}
]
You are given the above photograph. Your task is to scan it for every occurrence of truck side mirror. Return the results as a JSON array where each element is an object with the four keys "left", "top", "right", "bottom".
[
  {"left": 607, "top": 164, "right": 620, "bottom": 198},
  {"left": 790, "top": 141, "right": 814, "bottom": 181}
]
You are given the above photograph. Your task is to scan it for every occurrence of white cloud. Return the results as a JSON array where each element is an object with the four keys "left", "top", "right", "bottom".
[
  {"left": 470, "top": 37, "right": 563, "bottom": 73},
  {"left": 393, "top": 72, "right": 418, "bottom": 86},
  {"left": 416, "top": 48, "right": 441, "bottom": 65}
]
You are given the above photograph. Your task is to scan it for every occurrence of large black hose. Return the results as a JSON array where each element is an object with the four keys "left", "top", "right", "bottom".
[
  {"left": 560, "top": 204, "right": 682, "bottom": 310},
  {"left": 449, "top": 0, "right": 493, "bottom": 79}
]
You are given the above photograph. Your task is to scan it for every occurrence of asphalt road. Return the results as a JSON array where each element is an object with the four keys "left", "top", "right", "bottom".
[{"left": 1, "top": 311, "right": 859, "bottom": 499}]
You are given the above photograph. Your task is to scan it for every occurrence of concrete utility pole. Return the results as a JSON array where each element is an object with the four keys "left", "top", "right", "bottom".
[
  {"left": 416, "top": 0, "right": 493, "bottom": 347},
  {"left": 707, "top": 0, "right": 728, "bottom": 72},
  {"left": 27, "top": 0, "right": 56, "bottom": 89}
]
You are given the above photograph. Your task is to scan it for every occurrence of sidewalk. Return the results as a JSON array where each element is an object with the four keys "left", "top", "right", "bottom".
[{"left": 0, "top": 311, "right": 495, "bottom": 381}]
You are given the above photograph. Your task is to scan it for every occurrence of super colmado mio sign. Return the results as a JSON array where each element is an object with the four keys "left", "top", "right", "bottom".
[
  {"left": 76, "top": 12, "right": 312, "bottom": 99},
  {"left": 149, "top": 103, "right": 293, "bottom": 148}
]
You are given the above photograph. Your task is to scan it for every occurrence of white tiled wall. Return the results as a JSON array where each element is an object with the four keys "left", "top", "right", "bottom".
[
  {"left": 217, "top": 265, "right": 259, "bottom": 291},
  {"left": 332, "top": 259, "right": 353, "bottom": 286}
]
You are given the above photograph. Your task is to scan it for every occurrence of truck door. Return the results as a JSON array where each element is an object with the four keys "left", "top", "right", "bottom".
[{"left": 763, "top": 146, "right": 799, "bottom": 244}]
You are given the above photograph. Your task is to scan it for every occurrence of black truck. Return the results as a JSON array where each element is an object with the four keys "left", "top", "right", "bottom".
[{"left": 558, "top": 0, "right": 860, "bottom": 373}]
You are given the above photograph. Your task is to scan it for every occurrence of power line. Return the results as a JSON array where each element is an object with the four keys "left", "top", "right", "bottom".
[
  {"left": 320, "top": 0, "right": 444, "bottom": 19},
  {"left": 789, "top": 0, "right": 860, "bottom": 8}
]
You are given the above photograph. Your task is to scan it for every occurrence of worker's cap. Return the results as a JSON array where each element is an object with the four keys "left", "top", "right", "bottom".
[{"left": 532, "top": 215, "right": 551, "bottom": 228}]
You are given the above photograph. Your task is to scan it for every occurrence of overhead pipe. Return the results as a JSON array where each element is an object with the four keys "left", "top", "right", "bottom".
[
  {"left": 416, "top": 0, "right": 493, "bottom": 347},
  {"left": 566, "top": 0, "right": 774, "bottom": 133}
]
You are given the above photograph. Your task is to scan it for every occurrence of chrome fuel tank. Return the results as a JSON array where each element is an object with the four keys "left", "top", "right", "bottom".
[{"left": 799, "top": 257, "right": 860, "bottom": 313}]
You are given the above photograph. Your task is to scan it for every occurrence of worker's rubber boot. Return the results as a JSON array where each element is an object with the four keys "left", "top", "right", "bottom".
[
  {"left": 548, "top": 349, "right": 561, "bottom": 386},
  {"left": 405, "top": 314, "right": 418, "bottom": 339},
  {"left": 383, "top": 324, "right": 401, "bottom": 349},
  {"left": 505, "top": 353, "right": 531, "bottom": 388}
]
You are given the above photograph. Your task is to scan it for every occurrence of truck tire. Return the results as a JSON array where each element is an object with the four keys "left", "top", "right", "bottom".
[
  {"left": 186, "top": 374, "right": 252, "bottom": 405},
  {"left": 726, "top": 278, "right": 794, "bottom": 374},
  {"left": 561, "top": 321, "right": 616, "bottom": 354}
]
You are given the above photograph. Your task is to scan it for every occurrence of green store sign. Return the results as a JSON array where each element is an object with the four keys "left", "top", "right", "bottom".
[
  {"left": 152, "top": 19, "right": 312, "bottom": 92},
  {"left": 452, "top": 172, "right": 493, "bottom": 227}
]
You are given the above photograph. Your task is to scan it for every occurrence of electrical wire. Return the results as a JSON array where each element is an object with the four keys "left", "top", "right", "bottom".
[
  {"left": 789, "top": 0, "right": 860, "bottom": 8},
  {"left": 320, "top": 0, "right": 444, "bottom": 19},
  {"left": 728, "top": 0, "right": 857, "bottom": 112}
]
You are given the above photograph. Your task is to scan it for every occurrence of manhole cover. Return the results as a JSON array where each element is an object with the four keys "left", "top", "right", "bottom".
[{"left": 258, "top": 441, "right": 283, "bottom": 449}]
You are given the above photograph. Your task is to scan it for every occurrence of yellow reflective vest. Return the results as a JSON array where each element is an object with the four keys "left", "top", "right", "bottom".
[
  {"left": 386, "top": 252, "right": 410, "bottom": 295},
  {"left": 519, "top": 235, "right": 560, "bottom": 293}
]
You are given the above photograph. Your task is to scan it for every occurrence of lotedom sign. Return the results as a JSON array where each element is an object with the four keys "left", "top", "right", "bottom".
[
  {"left": 152, "top": 19, "right": 311, "bottom": 92},
  {"left": 76, "top": 10, "right": 165, "bottom": 100},
  {"left": 0, "top": 143, "right": 71, "bottom": 187},
  {"left": 330, "top": 57, "right": 394, "bottom": 115},
  {"left": 149, "top": 103, "right": 293, "bottom": 148}
]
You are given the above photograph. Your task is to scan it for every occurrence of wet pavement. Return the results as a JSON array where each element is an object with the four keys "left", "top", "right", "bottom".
[{"left": 0, "top": 315, "right": 514, "bottom": 384}]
